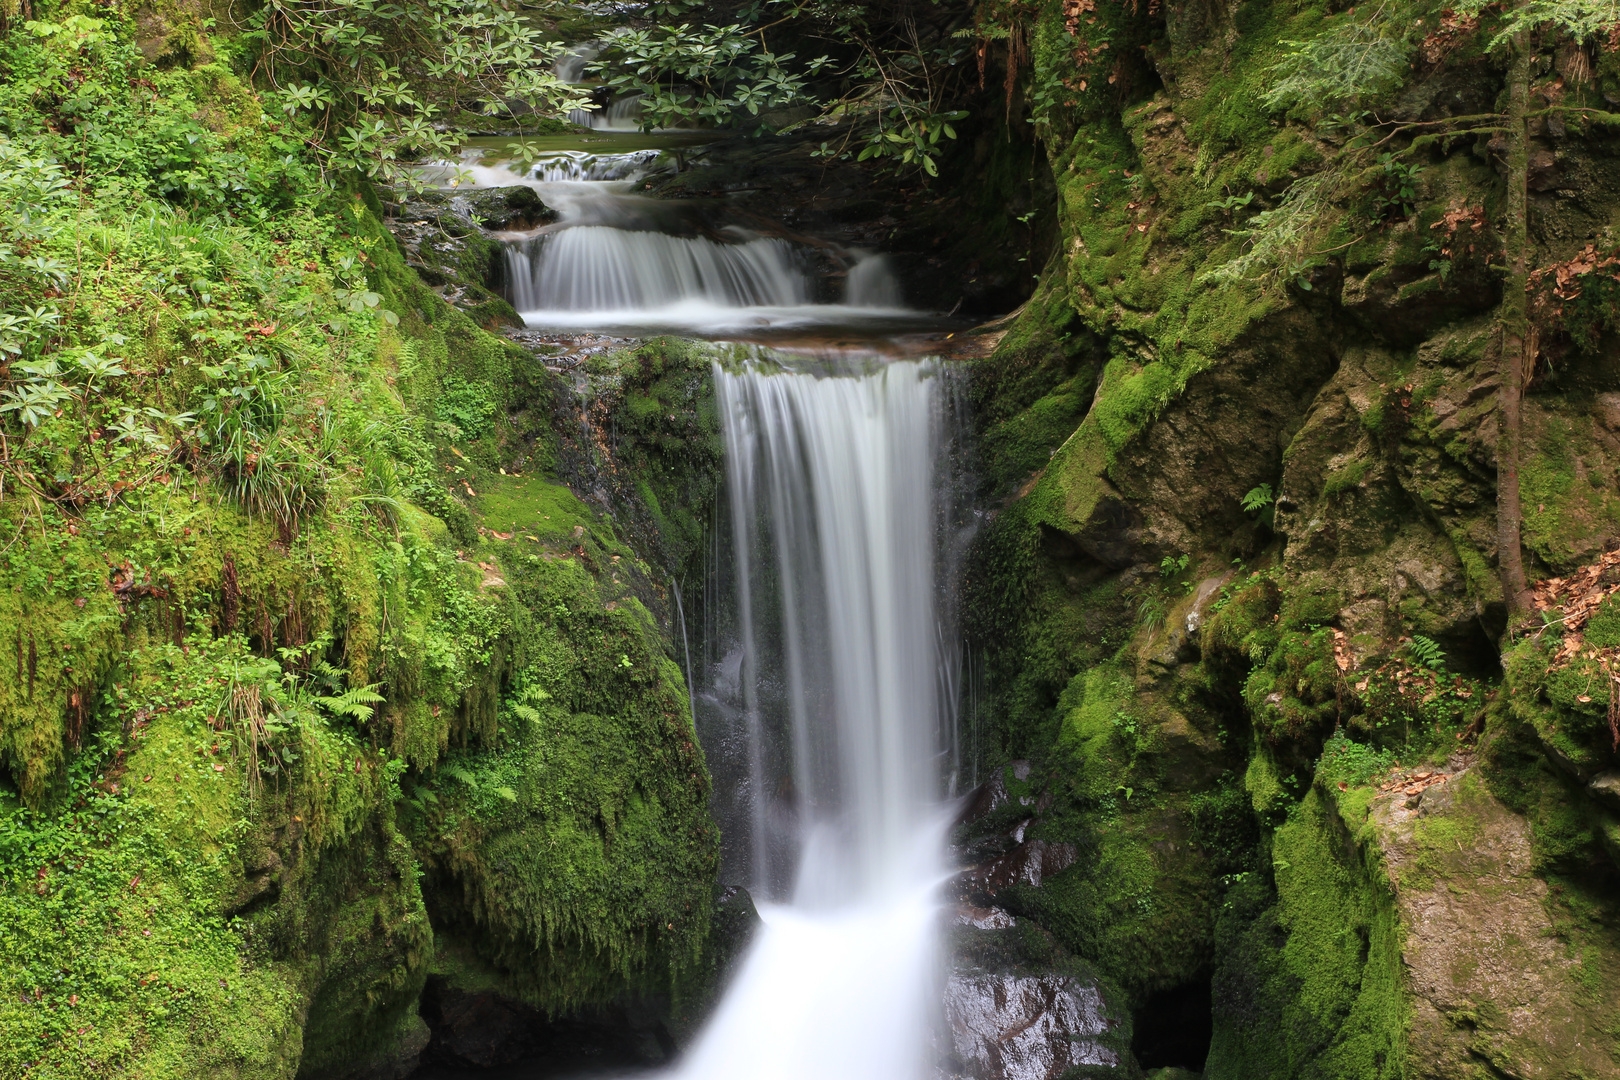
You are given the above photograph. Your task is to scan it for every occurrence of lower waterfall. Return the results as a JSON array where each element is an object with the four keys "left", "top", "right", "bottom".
[{"left": 677, "top": 357, "right": 953, "bottom": 1080}]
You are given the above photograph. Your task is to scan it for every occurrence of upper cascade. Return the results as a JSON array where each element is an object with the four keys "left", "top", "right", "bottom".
[
  {"left": 555, "top": 41, "right": 649, "bottom": 131},
  {"left": 478, "top": 149, "right": 919, "bottom": 337}
]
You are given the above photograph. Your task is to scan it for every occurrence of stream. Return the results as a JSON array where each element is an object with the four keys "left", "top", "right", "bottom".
[
  {"left": 419, "top": 128, "right": 968, "bottom": 1078},
  {"left": 405, "top": 103, "right": 984, "bottom": 1080}
]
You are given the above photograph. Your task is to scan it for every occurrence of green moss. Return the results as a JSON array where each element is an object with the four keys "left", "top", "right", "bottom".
[
  {"left": 1399, "top": 776, "right": 1487, "bottom": 892},
  {"left": 0, "top": 632, "right": 427, "bottom": 1078},
  {"left": 1245, "top": 750, "right": 1291, "bottom": 818},
  {"left": 1584, "top": 595, "right": 1620, "bottom": 649},
  {"left": 1502, "top": 638, "right": 1612, "bottom": 780},
  {"left": 477, "top": 475, "right": 605, "bottom": 549},
  {"left": 585, "top": 338, "right": 724, "bottom": 573},
  {"left": 1520, "top": 411, "right": 1620, "bottom": 572},
  {"left": 1322, "top": 459, "right": 1372, "bottom": 498},
  {"left": 1207, "top": 789, "right": 1407, "bottom": 1078},
  {"left": 408, "top": 550, "right": 717, "bottom": 1010},
  {"left": 1013, "top": 797, "right": 1218, "bottom": 1001}
]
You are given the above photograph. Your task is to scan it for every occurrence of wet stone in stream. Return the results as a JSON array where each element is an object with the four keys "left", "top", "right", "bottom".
[
  {"left": 937, "top": 766, "right": 1132, "bottom": 1080},
  {"left": 940, "top": 971, "right": 1119, "bottom": 1080}
]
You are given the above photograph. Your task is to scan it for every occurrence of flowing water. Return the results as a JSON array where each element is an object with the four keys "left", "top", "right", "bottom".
[
  {"left": 421, "top": 130, "right": 965, "bottom": 1075},
  {"left": 677, "top": 357, "right": 955, "bottom": 1080},
  {"left": 499, "top": 168, "right": 933, "bottom": 338},
  {"left": 421, "top": 135, "right": 950, "bottom": 340},
  {"left": 555, "top": 43, "right": 647, "bottom": 131}
]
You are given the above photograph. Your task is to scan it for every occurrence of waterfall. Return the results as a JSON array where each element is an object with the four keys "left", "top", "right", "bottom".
[
  {"left": 846, "top": 253, "right": 906, "bottom": 308},
  {"left": 568, "top": 93, "right": 646, "bottom": 132},
  {"left": 678, "top": 354, "right": 951, "bottom": 1080},
  {"left": 556, "top": 41, "right": 648, "bottom": 130},
  {"left": 419, "top": 150, "right": 660, "bottom": 190},
  {"left": 505, "top": 229, "right": 811, "bottom": 313}
]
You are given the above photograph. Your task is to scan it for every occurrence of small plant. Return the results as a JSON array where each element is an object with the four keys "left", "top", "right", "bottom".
[
  {"left": 438, "top": 375, "right": 497, "bottom": 442},
  {"left": 1137, "top": 596, "right": 1167, "bottom": 630},
  {"left": 1206, "top": 190, "right": 1255, "bottom": 218},
  {"left": 1160, "top": 553, "right": 1190, "bottom": 579},
  {"left": 1374, "top": 154, "right": 1422, "bottom": 221},
  {"left": 1112, "top": 709, "right": 1140, "bottom": 740},
  {"left": 1241, "top": 484, "right": 1275, "bottom": 513},
  {"left": 1407, "top": 635, "right": 1447, "bottom": 672}
]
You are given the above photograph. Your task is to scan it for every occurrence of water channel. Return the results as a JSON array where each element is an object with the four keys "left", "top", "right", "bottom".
[{"left": 419, "top": 127, "right": 969, "bottom": 1078}]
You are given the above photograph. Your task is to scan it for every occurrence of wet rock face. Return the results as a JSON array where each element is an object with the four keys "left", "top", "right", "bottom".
[
  {"left": 957, "top": 826, "right": 1080, "bottom": 898},
  {"left": 941, "top": 971, "right": 1119, "bottom": 1080},
  {"left": 951, "top": 762, "right": 1078, "bottom": 907},
  {"left": 385, "top": 190, "right": 524, "bottom": 328},
  {"left": 464, "top": 185, "right": 555, "bottom": 232},
  {"left": 940, "top": 768, "right": 1133, "bottom": 1078}
]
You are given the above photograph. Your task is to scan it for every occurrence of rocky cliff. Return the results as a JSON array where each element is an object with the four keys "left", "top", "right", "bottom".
[{"left": 956, "top": 0, "right": 1620, "bottom": 1074}]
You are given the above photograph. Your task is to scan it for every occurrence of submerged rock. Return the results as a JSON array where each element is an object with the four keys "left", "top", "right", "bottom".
[{"left": 464, "top": 185, "right": 555, "bottom": 232}]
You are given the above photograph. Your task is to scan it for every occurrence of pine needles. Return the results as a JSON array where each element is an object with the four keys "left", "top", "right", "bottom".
[{"left": 1262, "top": 7, "right": 1412, "bottom": 116}]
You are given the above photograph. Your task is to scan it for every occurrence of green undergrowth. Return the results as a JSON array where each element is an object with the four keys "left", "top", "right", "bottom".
[
  {"left": 1207, "top": 789, "right": 1406, "bottom": 1078},
  {"left": 0, "top": 631, "right": 421, "bottom": 1079},
  {"left": 0, "top": 5, "right": 720, "bottom": 1075}
]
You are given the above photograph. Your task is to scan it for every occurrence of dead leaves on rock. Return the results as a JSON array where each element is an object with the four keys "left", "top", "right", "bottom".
[
  {"left": 1530, "top": 546, "right": 1620, "bottom": 748},
  {"left": 1332, "top": 627, "right": 1353, "bottom": 672},
  {"left": 1531, "top": 546, "right": 1620, "bottom": 662},
  {"left": 1377, "top": 768, "right": 1451, "bottom": 798}
]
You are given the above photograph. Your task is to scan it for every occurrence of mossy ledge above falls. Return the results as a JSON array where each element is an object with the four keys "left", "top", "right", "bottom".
[{"left": 6, "top": 0, "right": 1620, "bottom": 1076}]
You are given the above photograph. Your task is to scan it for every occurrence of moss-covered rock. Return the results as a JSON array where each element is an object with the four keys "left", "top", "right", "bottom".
[
  {"left": 967, "top": 0, "right": 1620, "bottom": 1071},
  {"left": 0, "top": 12, "right": 722, "bottom": 1075}
]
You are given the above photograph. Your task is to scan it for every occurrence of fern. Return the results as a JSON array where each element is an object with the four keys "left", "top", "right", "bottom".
[
  {"left": 1199, "top": 172, "right": 1336, "bottom": 286},
  {"left": 1242, "top": 484, "right": 1275, "bottom": 513},
  {"left": 440, "top": 764, "right": 478, "bottom": 785},
  {"left": 315, "top": 683, "right": 386, "bottom": 721},
  {"left": 507, "top": 683, "right": 552, "bottom": 725},
  {"left": 1407, "top": 635, "right": 1447, "bottom": 672}
]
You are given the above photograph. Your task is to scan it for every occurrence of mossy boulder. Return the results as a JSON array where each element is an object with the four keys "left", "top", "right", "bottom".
[{"left": 463, "top": 185, "right": 555, "bottom": 232}]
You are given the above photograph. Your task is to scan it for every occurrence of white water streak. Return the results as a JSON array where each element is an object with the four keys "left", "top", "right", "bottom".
[
  {"left": 508, "top": 228, "right": 810, "bottom": 313},
  {"left": 683, "top": 358, "right": 947, "bottom": 1080}
]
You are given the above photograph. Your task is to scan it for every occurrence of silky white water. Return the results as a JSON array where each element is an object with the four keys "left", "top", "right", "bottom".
[
  {"left": 483, "top": 152, "right": 919, "bottom": 336},
  {"left": 676, "top": 358, "right": 949, "bottom": 1080},
  {"left": 418, "top": 149, "right": 661, "bottom": 190},
  {"left": 507, "top": 228, "right": 811, "bottom": 312},
  {"left": 506, "top": 214, "right": 913, "bottom": 336}
]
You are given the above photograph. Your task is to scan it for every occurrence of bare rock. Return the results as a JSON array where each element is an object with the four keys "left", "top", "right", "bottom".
[
  {"left": 941, "top": 971, "right": 1120, "bottom": 1080},
  {"left": 1358, "top": 772, "right": 1620, "bottom": 1077}
]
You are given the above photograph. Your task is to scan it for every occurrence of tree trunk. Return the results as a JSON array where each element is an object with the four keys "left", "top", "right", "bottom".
[{"left": 1496, "top": 34, "right": 1534, "bottom": 622}]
